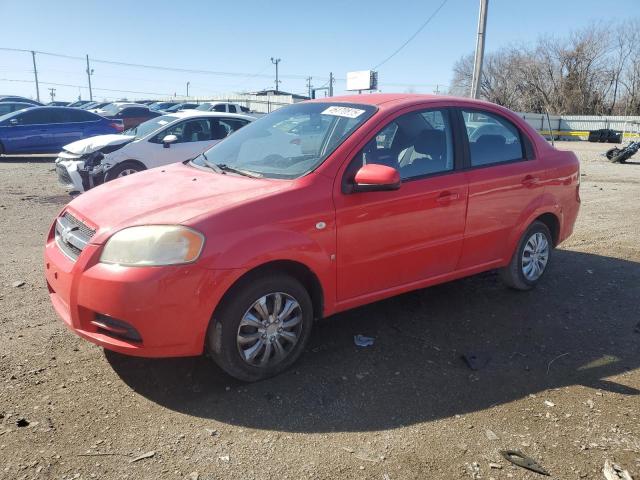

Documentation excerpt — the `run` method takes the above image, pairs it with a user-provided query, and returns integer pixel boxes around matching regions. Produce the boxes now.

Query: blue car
[0,107,123,154]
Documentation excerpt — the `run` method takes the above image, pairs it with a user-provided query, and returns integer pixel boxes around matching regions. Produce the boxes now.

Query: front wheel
[500,221,553,290]
[206,273,314,382]
[104,161,145,182]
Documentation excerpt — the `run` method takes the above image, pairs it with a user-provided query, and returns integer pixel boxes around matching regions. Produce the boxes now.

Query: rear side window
[220,118,249,133]
[461,110,524,166]
[64,109,98,122]
[212,104,226,112]
[228,105,237,113]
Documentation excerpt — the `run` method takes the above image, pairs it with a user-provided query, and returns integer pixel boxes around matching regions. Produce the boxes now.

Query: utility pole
[85,54,94,101]
[186,81,190,97]
[329,72,334,97]
[270,57,281,92]
[470,0,489,99]
[31,51,40,102]
[48,88,56,103]
[306,76,313,99]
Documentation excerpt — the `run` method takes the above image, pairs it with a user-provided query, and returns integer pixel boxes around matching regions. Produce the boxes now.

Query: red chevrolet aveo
[45,94,580,381]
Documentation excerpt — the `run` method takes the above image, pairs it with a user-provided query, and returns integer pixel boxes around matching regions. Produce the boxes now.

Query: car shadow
[106,249,640,433]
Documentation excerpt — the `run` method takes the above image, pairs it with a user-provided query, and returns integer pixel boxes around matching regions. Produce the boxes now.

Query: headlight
[100,225,205,266]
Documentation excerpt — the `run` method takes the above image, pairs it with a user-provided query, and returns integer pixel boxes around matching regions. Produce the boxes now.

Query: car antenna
[544,108,555,148]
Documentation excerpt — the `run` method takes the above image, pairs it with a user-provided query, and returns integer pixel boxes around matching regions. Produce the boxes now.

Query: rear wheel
[206,273,313,382]
[104,161,145,182]
[500,221,552,290]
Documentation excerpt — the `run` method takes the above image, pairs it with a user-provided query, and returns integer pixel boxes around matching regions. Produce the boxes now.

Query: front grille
[56,164,73,187]
[55,212,96,261]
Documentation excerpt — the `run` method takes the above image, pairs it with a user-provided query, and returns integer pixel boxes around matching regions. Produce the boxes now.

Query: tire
[606,148,620,161]
[104,161,145,182]
[500,221,553,291]
[611,152,629,164]
[206,273,314,382]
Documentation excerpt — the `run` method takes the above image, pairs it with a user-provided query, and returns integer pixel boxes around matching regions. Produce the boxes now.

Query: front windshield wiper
[216,163,263,178]
[196,152,223,174]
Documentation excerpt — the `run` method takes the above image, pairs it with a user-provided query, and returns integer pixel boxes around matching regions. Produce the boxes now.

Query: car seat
[400,129,448,177]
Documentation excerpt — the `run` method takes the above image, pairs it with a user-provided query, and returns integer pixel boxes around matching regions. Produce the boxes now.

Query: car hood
[63,135,135,155]
[66,162,290,243]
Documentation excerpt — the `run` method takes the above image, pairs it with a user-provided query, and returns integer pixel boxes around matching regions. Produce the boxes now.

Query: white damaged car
[55,110,254,192]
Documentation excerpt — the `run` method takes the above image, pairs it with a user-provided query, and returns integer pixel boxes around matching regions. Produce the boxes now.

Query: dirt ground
[0,141,639,480]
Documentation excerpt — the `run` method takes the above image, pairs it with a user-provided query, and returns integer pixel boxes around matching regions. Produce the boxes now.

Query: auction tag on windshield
[321,106,365,118]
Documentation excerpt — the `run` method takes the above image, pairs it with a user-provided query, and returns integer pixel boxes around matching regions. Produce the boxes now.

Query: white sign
[321,106,366,119]
[346,70,377,91]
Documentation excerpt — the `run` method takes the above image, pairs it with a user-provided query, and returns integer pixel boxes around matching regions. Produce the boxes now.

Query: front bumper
[44,221,239,357]
[55,159,106,193]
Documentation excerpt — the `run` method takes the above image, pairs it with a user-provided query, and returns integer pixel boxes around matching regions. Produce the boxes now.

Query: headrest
[414,129,446,157]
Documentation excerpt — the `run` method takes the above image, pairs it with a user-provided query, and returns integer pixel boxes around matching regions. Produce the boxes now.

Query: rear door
[456,108,545,269]
[334,107,468,301]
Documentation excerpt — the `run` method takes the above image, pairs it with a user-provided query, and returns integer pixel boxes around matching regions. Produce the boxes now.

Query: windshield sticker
[321,106,366,119]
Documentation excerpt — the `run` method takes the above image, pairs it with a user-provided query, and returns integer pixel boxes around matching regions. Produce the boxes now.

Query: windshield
[195,103,212,111]
[191,102,376,179]
[99,104,122,115]
[0,109,21,124]
[123,115,178,138]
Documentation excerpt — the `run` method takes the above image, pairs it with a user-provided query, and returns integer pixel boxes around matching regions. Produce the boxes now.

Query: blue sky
[1,0,637,102]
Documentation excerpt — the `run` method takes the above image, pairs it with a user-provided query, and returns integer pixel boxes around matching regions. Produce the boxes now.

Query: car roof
[170,110,255,120]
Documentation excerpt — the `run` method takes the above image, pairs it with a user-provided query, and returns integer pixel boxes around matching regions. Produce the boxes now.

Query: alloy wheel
[236,292,303,367]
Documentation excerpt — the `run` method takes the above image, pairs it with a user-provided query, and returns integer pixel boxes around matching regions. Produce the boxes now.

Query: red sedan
[44,94,580,381]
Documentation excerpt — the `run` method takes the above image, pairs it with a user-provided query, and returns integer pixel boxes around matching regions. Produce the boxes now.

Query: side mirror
[352,164,401,193]
[162,134,178,148]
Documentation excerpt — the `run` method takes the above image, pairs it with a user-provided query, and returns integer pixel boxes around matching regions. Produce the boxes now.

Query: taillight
[110,122,124,132]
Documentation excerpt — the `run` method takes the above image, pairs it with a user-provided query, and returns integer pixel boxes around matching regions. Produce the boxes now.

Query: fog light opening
[91,314,142,343]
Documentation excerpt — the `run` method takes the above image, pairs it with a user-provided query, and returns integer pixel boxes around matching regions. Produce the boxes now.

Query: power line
[0,48,320,81]
[0,77,170,96]
[372,0,449,70]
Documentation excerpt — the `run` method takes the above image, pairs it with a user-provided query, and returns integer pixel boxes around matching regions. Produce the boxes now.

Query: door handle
[436,191,460,205]
[521,175,539,187]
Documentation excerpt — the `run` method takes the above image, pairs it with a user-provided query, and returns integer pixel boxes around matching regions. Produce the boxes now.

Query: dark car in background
[0,102,35,115]
[0,96,43,106]
[67,100,94,108]
[149,101,179,111]
[48,101,71,106]
[99,104,161,129]
[0,107,123,154]
[588,128,622,143]
[163,102,198,112]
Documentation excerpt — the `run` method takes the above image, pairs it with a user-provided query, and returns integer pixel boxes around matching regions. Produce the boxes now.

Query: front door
[334,108,468,301]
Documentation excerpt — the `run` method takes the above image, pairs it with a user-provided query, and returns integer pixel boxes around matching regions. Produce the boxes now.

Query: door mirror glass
[162,134,178,148]
[353,164,401,192]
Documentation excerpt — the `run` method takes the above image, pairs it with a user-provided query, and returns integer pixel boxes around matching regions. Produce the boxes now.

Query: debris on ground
[186,472,199,480]
[354,335,375,347]
[461,352,491,371]
[544,400,555,407]
[485,429,499,441]
[205,428,218,437]
[129,451,155,463]
[603,459,633,480]
[489,462,502,469]
[11,281,25,288]
[500,450,550,476]
[218,455,230,462]
[15,418,29,427]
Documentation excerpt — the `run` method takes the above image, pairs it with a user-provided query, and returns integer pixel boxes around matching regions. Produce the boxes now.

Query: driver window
[345,109,454,183]
[153,119,212,143]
